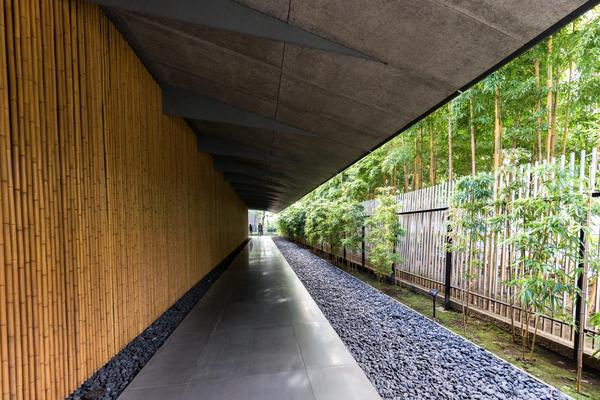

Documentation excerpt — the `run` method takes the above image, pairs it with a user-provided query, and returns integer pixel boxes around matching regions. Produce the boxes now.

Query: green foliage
[276,202,306,239]
[449,172,494,331]
[304,199,329,246]
[486,150,598,360]
[339,202,366,252]
[278,182,365,257]
[450,172,494,258]
[592,312,600,357]
[367,188,405,280]
[503,162,587,324]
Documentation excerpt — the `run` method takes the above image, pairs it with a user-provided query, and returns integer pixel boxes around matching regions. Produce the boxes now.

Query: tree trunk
[493,85,502,170]
[448,103,453,182]
[413,137,419,190]
[561,60,573,156]
[469,97,476,175]
[511,116,519,150]
[419,126,423,188]
[464,239,473,335]
[403,164,409,192]
[545,36,553,161]
[534,59,542,162]
[530,315,539,358]
[550,64,560,157]
[429,117,436,185]
[414,128,423,189]
[523,308,531,361]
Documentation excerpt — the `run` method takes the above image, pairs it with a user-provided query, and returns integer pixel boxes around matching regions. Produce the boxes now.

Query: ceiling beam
[237,189,281,198]
[224,173,290,189]
[163,85,316,137]
[194,131,294,164]
[231,183,286,195]
[212,156,296,182]
[238,192,281,203]
[89,0,377,61]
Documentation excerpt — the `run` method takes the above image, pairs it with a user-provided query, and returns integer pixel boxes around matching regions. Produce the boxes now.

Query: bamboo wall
[0,1,248,399]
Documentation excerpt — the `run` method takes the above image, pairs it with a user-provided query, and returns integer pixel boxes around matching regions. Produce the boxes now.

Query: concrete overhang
[90,0,596,211]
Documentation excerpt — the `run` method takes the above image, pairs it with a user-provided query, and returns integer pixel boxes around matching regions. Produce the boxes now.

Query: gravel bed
[67,240,248,400]
[273,237,569,400]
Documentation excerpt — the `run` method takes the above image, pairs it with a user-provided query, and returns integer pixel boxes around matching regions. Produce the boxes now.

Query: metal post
[573,226,586,363]
[444,216,453,310]
[390,235,397,284]
[361,225,366,269]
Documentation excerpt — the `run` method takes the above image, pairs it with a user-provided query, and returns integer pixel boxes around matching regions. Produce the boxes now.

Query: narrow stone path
[118,237,380,400]
[273,237,569,400]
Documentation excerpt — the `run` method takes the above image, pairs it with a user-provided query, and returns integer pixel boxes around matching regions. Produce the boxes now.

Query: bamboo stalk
[0,2,13,398]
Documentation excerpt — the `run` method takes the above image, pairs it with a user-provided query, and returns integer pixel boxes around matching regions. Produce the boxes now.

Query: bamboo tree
[561,59,573,156]
[551,62,560,155]
[367,187,404,280]
[494,85,503,170]
[448,103,453,181]
[403,164,410,192]
[489,150,529,343]
[469,96,477,175]
[402,133,410,192]
[546,36,554,161]
[500,159,589,361]
[414,125,423,189]
[560,23,576,156]
[429,116,436,184]
[535,59,543,162]
[450,173,494,333]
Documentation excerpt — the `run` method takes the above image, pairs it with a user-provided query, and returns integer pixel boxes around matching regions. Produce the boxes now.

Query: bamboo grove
[0,1,248,399]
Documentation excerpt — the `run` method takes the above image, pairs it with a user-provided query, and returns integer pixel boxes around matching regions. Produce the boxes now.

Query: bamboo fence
[0,1,248,399]
[329,152,600,356]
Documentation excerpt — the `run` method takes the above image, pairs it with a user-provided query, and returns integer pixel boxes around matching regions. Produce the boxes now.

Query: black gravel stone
[273,237,569,400]
[67,239,249,400]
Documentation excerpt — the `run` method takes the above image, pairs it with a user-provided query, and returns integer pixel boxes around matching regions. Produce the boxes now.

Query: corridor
[117,237,381,400]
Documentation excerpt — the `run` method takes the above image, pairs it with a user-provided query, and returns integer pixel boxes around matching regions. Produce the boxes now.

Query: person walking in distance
[249,223,253,235]
[258,223,263,236]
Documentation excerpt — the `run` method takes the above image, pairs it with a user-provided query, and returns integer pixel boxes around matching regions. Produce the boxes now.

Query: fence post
[573,226,586,363]
[444,216,453,310]
[390,235,397,284]
[343,245,347,265]
[361,225,366,269]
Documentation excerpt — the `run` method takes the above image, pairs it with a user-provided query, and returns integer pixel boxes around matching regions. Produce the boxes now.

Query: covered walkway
[1,2,594,399]
[118,237,380,400]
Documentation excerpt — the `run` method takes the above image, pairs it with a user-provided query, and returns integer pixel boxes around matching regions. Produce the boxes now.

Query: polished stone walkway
[118,237,381,400]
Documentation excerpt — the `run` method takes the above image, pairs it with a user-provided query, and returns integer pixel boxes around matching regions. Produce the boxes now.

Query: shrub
[367,188,404,280]
[450,172,494,332]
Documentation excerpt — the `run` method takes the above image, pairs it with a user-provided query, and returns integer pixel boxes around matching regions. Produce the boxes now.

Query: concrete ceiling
[92,0,595,211]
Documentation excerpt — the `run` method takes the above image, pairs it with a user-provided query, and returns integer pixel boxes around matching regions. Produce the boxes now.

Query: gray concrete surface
[117,237,380,400]
[92,0,590,210]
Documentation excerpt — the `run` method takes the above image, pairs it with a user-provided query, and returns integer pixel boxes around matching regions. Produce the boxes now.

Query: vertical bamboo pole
[0,1,13,398]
